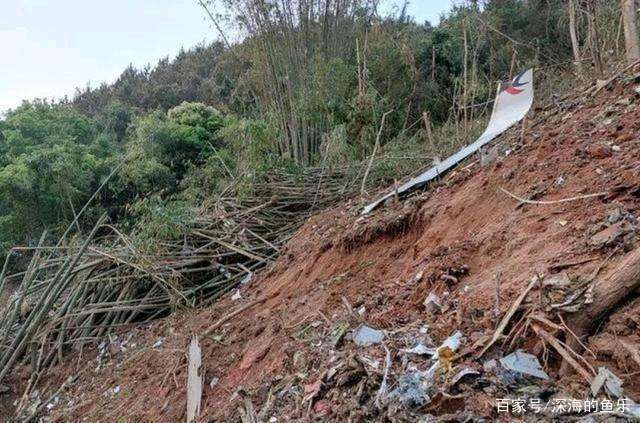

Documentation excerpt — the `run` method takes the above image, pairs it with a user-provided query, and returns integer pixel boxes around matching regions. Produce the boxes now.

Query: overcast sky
[0,0,454,114]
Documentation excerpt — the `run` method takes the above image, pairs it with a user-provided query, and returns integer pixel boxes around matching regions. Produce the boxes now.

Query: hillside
[26,75,640,421]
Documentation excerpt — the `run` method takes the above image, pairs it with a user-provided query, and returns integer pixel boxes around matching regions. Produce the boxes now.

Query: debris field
[7,78,640,421]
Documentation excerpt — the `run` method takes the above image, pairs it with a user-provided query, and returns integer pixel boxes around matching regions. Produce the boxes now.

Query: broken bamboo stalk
[478,277,537,357]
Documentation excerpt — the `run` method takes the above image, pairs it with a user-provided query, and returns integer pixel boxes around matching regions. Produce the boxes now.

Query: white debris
[152,337,165,349]
[434,331,463,360]
[187,337,203,423]
[591,366,623,398]
[450,367,480,386]
[499,350,549,380]
[401,343,436,356]
[352,325,384,346]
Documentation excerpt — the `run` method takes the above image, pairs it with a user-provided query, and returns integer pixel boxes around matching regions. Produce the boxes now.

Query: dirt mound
[9,81,640,421]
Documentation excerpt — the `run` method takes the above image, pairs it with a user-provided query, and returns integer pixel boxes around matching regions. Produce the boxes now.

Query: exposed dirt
[6,81,640,422]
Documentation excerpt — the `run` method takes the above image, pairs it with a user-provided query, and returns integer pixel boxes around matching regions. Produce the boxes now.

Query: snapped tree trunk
[560,247,640,375]
[621,0,640,65]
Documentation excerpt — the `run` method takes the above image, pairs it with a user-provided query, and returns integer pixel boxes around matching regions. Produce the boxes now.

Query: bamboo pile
[0,166,355,383]
[0,155,426,385]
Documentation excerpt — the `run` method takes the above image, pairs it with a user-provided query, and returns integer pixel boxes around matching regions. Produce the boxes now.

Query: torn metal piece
[434,331,463,360]
[351,325,384,346]
[499,350,549,380]
[388,371,433,407]
[591,366,623,398]
[401,343,436,356]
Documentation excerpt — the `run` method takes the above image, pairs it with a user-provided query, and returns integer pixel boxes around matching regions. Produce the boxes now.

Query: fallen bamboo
[0,165,386,388]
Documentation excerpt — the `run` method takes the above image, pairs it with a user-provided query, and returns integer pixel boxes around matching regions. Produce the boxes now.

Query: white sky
[0,0,453,114]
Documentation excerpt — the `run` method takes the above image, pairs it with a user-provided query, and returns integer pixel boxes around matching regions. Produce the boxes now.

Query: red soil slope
[32,81,640,421]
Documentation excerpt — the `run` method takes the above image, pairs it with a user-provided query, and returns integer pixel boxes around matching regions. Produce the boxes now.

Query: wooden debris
[478,277,537,357]
[532,325,594,383]
[0,166,378,385]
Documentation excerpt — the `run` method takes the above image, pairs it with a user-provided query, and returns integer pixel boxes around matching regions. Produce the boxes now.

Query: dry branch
[499,188,608,205]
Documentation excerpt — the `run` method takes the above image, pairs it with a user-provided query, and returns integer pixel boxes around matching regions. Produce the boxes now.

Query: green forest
[0,0,629,254]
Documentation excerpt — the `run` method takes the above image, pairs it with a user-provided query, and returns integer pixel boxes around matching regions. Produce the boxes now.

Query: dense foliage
[0,0,628,251]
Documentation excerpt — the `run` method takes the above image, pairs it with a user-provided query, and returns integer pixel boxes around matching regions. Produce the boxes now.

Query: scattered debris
[389,371,433,407]
[401,343,436,357]
[351,325,384,346]
[499,350,549,380]
[27,73,640,422]
[187,337,203,423]
[423,292,442,314]
[590,366,623,398]
[231,290,242,301]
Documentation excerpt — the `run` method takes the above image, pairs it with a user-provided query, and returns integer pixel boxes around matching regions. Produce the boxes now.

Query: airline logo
[504,71,529,95]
